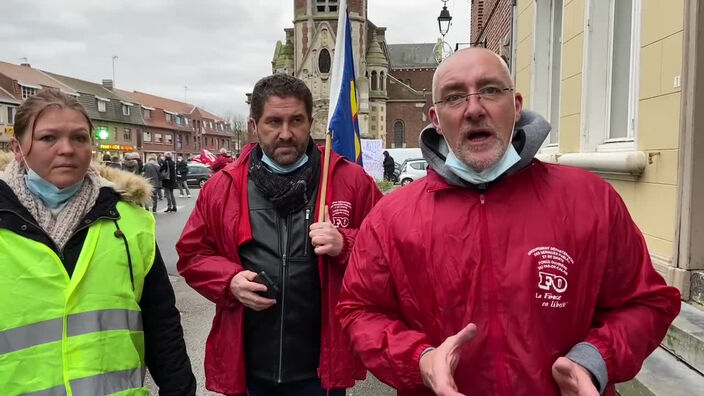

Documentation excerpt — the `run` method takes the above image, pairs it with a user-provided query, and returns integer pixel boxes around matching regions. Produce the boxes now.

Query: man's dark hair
[250,74,313,122]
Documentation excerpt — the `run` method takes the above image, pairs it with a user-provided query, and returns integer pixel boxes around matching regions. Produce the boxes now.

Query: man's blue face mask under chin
[444,142,521,185]
[443,113,520,185]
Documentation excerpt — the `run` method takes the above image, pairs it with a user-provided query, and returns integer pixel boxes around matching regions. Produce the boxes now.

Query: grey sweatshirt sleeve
[566,342,608,394]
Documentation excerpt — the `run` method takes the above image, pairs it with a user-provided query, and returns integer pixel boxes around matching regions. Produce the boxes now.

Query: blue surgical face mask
[17,144,83,209]
[261,151,309,174]
[25,167,83,209]
[444,101,521,184]
[445,143,520,185]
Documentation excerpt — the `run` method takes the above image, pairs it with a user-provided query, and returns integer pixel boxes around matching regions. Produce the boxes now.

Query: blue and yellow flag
[327,2,362,165]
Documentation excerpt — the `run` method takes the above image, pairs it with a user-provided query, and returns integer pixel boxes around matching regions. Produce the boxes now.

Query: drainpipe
[511,0,518,82]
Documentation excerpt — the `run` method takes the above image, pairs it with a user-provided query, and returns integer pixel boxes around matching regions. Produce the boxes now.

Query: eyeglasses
[434,87,514,107]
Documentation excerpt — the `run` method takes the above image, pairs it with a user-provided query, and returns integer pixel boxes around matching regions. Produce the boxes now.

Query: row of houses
[0,60,240,160]
[471,0,704,392]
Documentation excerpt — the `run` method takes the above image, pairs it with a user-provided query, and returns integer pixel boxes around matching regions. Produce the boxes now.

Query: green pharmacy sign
[95,127,110,140]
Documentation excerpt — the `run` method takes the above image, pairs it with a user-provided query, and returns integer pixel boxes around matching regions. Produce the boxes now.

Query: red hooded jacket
[337,161,681,396]
[177,143,382,395]
[212,154,234,172]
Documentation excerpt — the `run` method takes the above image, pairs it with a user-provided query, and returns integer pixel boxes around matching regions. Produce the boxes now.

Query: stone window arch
[380,71,386,91]
[393,120,404,148]
[371,71,378,90]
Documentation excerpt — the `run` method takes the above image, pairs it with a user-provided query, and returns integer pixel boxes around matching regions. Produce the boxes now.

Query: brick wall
[294,0,306,16]
[348,0,364,15]
[471,0,512,61]
[389,68,434,92]
[386,101,431,149]
[0,75,18,99]
[471,0,484,41]
[174,131,196,156]
[142,127,174,155]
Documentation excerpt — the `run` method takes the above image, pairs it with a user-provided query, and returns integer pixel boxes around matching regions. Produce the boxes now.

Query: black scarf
[249,140,320,215]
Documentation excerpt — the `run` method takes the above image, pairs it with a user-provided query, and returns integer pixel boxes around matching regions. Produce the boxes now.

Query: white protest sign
[360,139,384,181]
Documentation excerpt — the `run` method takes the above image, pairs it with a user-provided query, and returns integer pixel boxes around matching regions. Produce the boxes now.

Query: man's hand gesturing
[419,323,477,396]
[552,357,600,396]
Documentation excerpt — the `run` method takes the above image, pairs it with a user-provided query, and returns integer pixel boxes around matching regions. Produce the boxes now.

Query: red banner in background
[191,149,216,166]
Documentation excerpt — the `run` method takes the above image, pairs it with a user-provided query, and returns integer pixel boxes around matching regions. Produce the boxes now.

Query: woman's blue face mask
[17,141,83,209]
[24,166,83,209]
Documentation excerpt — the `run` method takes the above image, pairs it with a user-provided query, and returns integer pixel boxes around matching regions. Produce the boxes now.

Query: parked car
[387,148,422,183]
[386,148,422,168]
[398,159,428,186]
[186,163,212,188]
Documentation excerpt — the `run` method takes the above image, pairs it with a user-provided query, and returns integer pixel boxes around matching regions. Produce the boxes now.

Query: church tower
[272,0,388,140]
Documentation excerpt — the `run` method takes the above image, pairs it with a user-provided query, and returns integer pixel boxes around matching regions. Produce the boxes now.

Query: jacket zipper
[277,215,291,383]
[58,216,113,261]
[304,208,311,256]
[478,193,511,393]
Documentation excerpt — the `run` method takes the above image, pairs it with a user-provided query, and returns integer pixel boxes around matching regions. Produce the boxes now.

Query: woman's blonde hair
[14,88,94,154]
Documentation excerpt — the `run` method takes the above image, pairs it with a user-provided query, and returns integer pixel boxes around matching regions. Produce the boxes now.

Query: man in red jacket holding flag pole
[176,2,381,394]
[319,0,364,220]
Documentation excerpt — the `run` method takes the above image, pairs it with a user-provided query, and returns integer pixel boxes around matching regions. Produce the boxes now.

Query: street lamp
[437,0,452,37]
[434,0,453,64]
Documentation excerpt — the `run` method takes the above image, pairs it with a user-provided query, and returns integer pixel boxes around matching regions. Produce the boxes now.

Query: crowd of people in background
[98,149,235,213]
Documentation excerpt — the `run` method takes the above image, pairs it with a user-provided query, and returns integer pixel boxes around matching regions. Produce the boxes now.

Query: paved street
[147,187,394,395]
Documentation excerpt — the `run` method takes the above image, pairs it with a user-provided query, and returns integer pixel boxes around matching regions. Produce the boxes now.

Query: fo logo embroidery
[529,246,573,308]
[330,201,352,228]
[538,272,568,293]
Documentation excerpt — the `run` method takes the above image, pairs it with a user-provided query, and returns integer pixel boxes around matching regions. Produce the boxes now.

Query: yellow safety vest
[0,201,155,395]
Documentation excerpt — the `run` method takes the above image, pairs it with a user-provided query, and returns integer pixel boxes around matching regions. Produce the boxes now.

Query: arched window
[318,49,331,74]
[371,71,378,91]
[381,71,386,91]
[393,121,404,148]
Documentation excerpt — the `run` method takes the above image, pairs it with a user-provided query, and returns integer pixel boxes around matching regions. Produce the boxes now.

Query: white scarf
[1,160,101,251]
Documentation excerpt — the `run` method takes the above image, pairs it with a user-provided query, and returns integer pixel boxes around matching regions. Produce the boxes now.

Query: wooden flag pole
[318,130,333,222]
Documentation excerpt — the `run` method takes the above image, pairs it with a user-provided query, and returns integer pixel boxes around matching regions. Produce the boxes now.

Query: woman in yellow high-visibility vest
[0,88,196,395]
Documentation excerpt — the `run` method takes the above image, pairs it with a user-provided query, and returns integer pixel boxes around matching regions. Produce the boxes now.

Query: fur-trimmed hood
[0,151,153,206]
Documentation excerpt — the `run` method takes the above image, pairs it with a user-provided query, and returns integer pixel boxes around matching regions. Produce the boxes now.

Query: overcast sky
[2,0,469,118]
